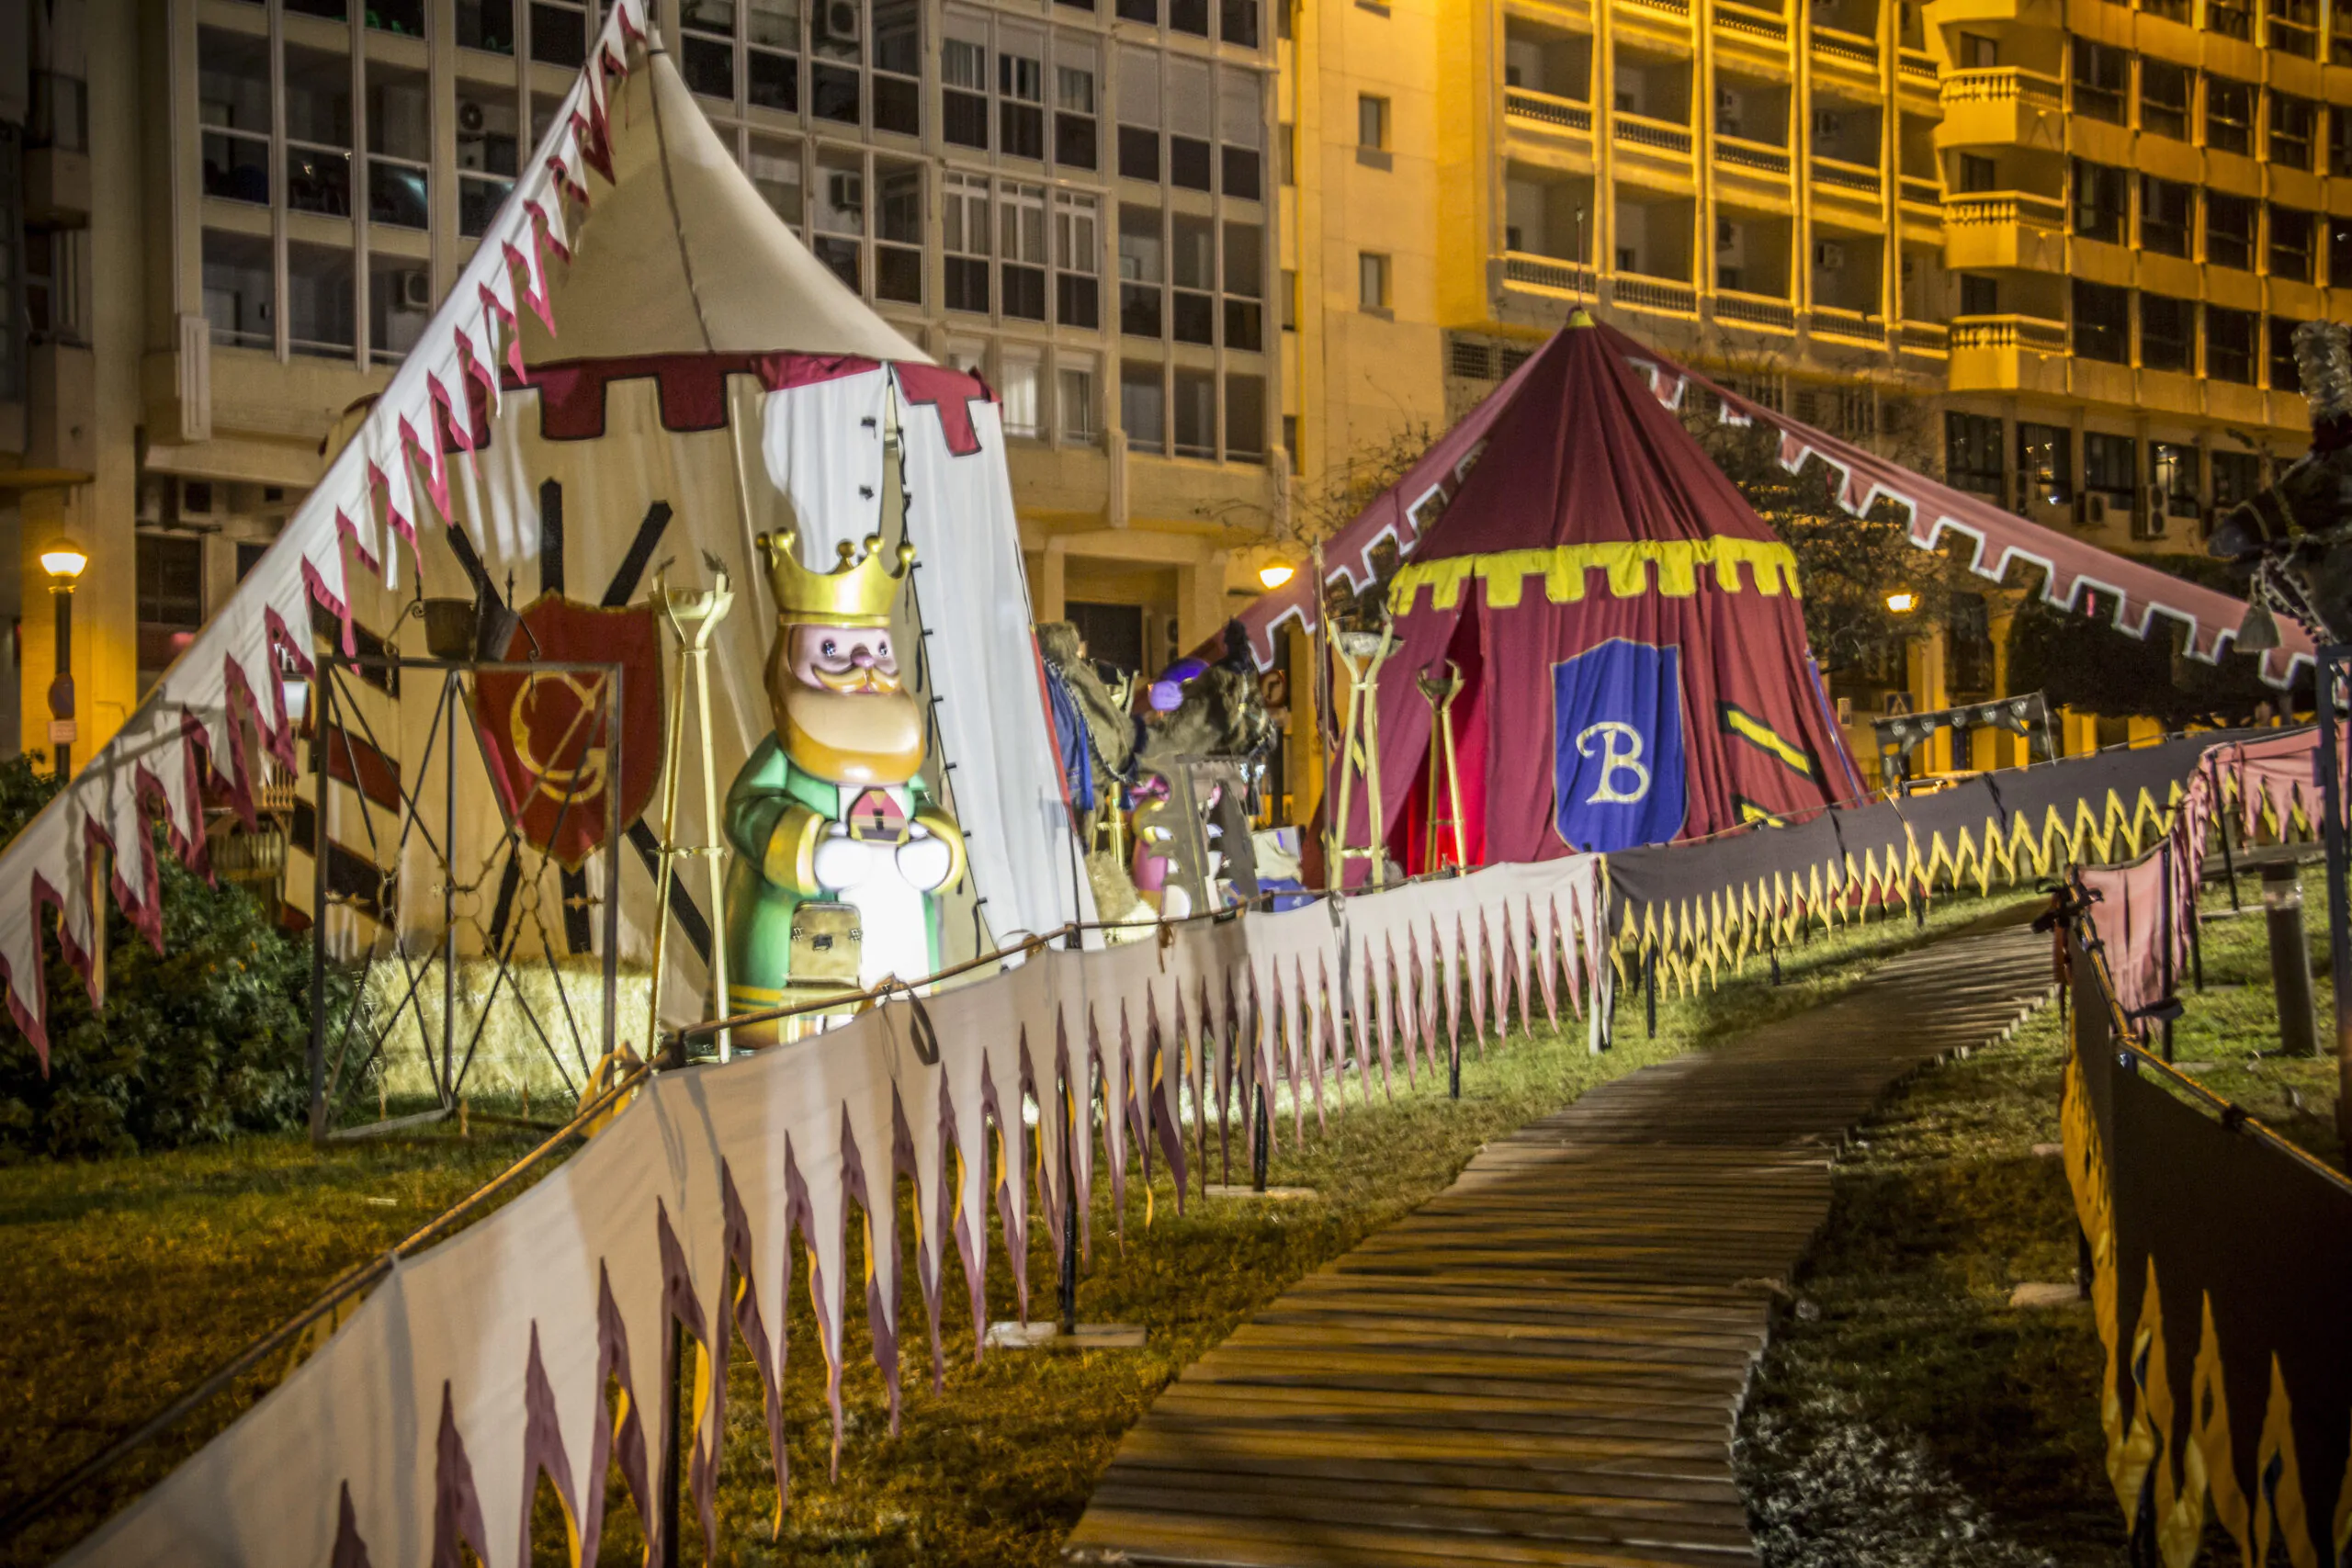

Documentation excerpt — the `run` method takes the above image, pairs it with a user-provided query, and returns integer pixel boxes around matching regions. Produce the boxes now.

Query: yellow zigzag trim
[1389,538,1804,615]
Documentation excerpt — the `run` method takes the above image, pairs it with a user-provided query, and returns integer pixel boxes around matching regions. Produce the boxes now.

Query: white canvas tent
[0,11,1091,1066]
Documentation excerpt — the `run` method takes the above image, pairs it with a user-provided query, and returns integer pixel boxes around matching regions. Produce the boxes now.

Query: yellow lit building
[1277,0,2346,773]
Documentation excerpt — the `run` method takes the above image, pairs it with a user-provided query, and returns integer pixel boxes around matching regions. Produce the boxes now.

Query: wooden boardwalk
[1064,918,2055,1567]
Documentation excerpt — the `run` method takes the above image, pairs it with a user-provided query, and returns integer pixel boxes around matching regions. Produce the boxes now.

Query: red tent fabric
[1338,315,1860,878]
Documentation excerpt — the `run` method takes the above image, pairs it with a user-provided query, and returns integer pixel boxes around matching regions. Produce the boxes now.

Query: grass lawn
[1735,867,2345,1568]
[2,891,2021,1567]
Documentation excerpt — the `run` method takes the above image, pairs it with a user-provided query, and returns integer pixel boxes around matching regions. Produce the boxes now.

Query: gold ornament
[755,527,914,628]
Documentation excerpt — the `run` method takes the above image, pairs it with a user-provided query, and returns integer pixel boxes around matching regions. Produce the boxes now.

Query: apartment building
[0,0,1284,767]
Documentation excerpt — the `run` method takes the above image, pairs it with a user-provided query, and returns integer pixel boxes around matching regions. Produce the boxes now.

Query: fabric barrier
[60,856,1603,1566]
[2062,922,2352,1568]
[1606,731,2318,991]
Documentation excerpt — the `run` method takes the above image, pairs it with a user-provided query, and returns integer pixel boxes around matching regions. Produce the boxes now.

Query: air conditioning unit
[2076,492,2109,527]
[822,0,861,41]
[828,170,865,212]
[1813,109,1845,139]
[1815,241,1848,271]
[395,270,432,310]
[1717,89,1737,115]
[180,479,215,517]
[2130,500,2165,541]
[1716,218,1736,249]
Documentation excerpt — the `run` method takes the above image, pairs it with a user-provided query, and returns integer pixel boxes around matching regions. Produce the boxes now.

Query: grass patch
[6,890,2025,1566]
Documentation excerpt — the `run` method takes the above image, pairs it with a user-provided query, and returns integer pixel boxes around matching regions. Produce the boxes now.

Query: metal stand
[1418,659,1467,872]
[303,652,625,1140]
[647,570,736,1064]
[1327,628,1396,890]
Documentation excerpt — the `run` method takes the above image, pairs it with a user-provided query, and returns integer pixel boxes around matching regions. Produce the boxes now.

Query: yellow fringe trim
[1389,538,1804,615]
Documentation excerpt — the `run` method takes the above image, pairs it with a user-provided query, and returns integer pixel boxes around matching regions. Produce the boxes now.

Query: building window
[1059,355,1098,441]
[457,0,515,52]
[1359,251,1391,311]
[2084,433,2137,506]
[2270,92,2315,169]
[749,0,801,112]
[198,29,272,204]
[2139,60,2188,139]
[530,0,590,68]
[1118,47,1160,181]
[1056,56,1099,169]
[137,535,207,676]
[871,1,919,135]
[457,86,519,238]
[1170,0,1209,35]
[1949,593,1993,694]
[201,229,275,350]
[1358,94,1391,151]
[1220,67,1263,199]
[2018,423,2072,506]
[812,156,864,291]
[1000,346,1043,437]
[1168,56,1214,191]
[2332,106,2352,176]
[2140,177,2192,257]
[368,256,429,366]
[944,172,990,314]
[2267,0,2317,53]
[2268,317,2302,389]
[2206,76,2252,154]
[1227,373,1266,461]
[1054,191,1101,328]
[1118,0,1155,21]
[2332,217,2352,288]
[1119,204,1163,336]
[1219,0,1259,47]
[1172,367,1216,458]
[2208,306,2256,382]
[288,242,356,359]
[2208,194,2255,269]
[2070,39,2125,123]
[2207,0,2251,35]
[1121,360,1165,453]
[2151,443,2200,519]
[2270,206,2314,282]
[1959,273,1998,315]
[875,164,922,303]
[999,182,1047,320]
[2071,159,2127,243]
[2212,450,2262,510]
[681,0,739,97]
[746,136,803,228]
[284,46,355,218]
[1945,412,2003,497]
[1170,215,1216,345]
[2141,294,2194,372]
[1224,222,1263,351]
[943,36,989,149]
[1279,121,1295,185]
[1957,152,1997,193]
[2073,280,2129,362]
[1281,266,1298,331]
[365,65,431,231]
[999,46,1046,160]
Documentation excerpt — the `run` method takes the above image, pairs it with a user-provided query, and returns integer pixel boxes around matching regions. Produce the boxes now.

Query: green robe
[722,734,943,1014]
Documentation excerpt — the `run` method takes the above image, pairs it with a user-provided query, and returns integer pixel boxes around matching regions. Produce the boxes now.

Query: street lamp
[1884,590,1918,615]
[43,536,86,776]
[1257,561,1297,590]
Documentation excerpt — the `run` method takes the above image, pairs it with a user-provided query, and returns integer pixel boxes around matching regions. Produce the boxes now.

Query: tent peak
[1566,308,1597,329]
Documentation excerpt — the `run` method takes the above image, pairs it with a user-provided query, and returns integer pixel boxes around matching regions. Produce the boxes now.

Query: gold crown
[755,528,914,628]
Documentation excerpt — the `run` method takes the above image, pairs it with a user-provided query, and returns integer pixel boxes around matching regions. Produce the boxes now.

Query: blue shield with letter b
[1553,639,1686,852]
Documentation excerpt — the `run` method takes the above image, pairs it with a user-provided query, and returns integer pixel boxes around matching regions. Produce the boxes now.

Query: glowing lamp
[1884,591,1917,615]
[41,542,88,583]
[1257,561,1297,590]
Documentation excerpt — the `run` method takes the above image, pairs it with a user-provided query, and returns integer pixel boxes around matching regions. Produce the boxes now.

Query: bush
[0,759,319,1159]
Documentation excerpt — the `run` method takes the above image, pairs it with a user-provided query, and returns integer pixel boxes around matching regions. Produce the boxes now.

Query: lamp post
[40,539,88,776]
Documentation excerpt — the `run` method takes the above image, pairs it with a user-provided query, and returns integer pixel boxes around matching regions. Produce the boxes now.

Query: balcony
[1810,24,1880,76]
[1503,251,1599,297]
[1810,155,1883,197]
[1611,273,1700,315]
[1713,288,1799,332]
[1504,86,1594,138]
[1946,312,2069,393]
[1613,112,1695,156]
[1935,67,2064,150]
[1898,175,1941,207]
[1897,49,1939,88]
[1898,321,1951,357]
[1714,134,1792,175]
[1940,189,2064,270]
[1810,304,1886,344]
[1714,0,1789,37]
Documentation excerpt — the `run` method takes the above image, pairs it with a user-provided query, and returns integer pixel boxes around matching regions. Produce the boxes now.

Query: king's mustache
[808,664,901,694]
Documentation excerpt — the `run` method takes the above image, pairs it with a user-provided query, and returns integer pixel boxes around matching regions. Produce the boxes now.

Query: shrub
[0,759,319,1159]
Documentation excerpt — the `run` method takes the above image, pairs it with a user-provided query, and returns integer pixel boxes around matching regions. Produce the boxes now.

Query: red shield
[473,596,665,869]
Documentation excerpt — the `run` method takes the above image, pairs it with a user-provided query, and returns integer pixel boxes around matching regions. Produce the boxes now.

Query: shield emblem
[473,596,665,869]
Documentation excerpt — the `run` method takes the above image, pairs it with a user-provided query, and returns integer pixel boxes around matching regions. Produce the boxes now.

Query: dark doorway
[1066,600,1146,675]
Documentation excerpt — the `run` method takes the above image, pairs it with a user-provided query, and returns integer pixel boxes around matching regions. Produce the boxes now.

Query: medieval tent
[1334,314,1860,877]
[0,12,1090,1074]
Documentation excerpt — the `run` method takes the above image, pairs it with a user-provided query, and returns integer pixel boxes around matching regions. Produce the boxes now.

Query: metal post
[308,664,334,1142]
[1645,943,1658,1039]
[51,585,72,777]
[689,645,730,1061]
[1058,1070,1080,1337]
[1251,1077,1270,1190]
[2158,842,2176,1063]
[602,671,623,1074]
[2319,647,2352,1150]
[442,672,459,1105]
[2263,861,2319,1058]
